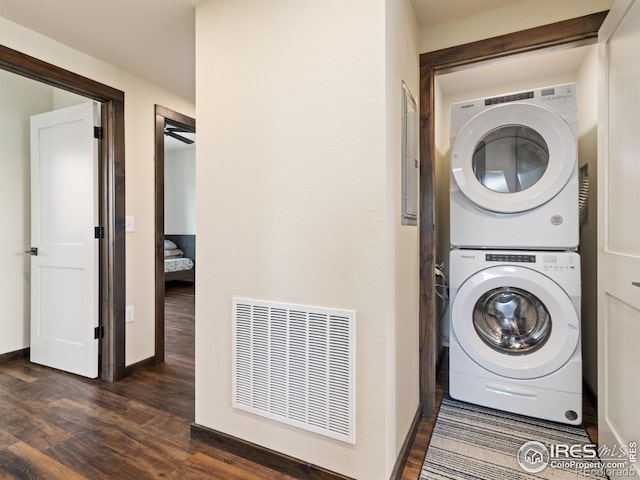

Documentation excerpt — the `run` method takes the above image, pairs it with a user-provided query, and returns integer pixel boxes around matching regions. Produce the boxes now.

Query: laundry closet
[433,43,599,402]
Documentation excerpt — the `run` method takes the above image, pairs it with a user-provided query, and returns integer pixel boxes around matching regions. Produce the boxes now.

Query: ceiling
[410,0,522,27]
[0,0,523,101]
[0,0,205,100]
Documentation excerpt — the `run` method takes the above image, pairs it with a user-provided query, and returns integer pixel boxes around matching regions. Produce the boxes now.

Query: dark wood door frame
[154,105,196,363]
[418,11,608,418]
[0,44,126,382]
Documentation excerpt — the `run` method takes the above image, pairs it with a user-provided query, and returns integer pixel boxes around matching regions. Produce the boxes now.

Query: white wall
[165,146,196,235]
[52,89,88,110]
[0,16,195,365]
[418,0,613,54]
[0,70,52,355]
[385,0,420,465]
[195,1,419,478]
[577,47,599,395]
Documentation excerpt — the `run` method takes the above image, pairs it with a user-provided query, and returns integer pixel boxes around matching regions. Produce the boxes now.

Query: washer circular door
[451,103,576,213]
[451,265,579,379]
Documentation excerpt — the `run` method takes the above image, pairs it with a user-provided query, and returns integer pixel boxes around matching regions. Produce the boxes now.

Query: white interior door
[598,0,640,473]
[29,101,99,379]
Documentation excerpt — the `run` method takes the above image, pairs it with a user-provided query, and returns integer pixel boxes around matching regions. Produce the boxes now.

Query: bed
[164,234,195,283]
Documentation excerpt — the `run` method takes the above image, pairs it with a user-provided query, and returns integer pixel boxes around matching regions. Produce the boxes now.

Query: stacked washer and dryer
[448,83,583,425]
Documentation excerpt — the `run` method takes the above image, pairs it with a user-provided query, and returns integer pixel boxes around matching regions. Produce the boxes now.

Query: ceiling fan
[164,126,194,144]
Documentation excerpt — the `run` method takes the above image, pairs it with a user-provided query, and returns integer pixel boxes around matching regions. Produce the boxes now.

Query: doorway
[154,105,196,363]
[417,11,608,418]
[0,44,126,382]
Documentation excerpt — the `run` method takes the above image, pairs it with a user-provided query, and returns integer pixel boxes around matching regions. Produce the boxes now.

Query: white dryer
[450,83,578,250]
[449,249,582,425]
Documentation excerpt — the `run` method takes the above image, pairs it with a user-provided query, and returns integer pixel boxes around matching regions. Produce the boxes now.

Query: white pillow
[164,239,177,250]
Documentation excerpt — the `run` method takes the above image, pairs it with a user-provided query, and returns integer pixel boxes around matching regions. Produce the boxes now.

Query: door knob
[633,282,640,288]
[24,247,38,256]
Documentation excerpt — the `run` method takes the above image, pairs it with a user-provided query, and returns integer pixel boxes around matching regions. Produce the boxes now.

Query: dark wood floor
[0,286,598,479]
[0,282,296,480]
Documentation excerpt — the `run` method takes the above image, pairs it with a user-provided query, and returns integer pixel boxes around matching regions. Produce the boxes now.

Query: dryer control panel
[450,82,577,134]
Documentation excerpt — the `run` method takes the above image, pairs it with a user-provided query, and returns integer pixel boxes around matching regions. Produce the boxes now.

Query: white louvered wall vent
[232,298,355,444]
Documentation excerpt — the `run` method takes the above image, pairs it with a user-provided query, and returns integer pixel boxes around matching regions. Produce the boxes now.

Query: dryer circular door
[451,265,579,380]
[451,103,576,213]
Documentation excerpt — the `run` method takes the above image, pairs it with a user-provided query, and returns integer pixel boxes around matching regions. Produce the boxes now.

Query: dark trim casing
[417,11,608,418]
[154,105,196,364]
[389,404,423,480]
[0,44,126,382]
[123,355,157,377]
[584,379,598,410]
[190,423,355,480]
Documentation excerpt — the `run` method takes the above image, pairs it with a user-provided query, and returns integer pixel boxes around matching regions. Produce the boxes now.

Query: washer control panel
[540,254,578,271]
[484,253,577,271]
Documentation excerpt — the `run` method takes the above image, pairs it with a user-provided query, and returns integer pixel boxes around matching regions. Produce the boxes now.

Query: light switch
[125,216,135,232]
[126,305,135,323]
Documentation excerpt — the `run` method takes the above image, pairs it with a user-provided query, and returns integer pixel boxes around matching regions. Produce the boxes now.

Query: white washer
[449,249,582,425]
[450,83,578,250]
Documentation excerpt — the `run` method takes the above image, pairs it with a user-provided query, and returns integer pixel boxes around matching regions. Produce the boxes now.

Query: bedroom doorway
[154,105,196,363]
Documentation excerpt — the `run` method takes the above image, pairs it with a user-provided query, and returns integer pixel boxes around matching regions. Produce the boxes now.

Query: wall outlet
[126,305,135,323]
